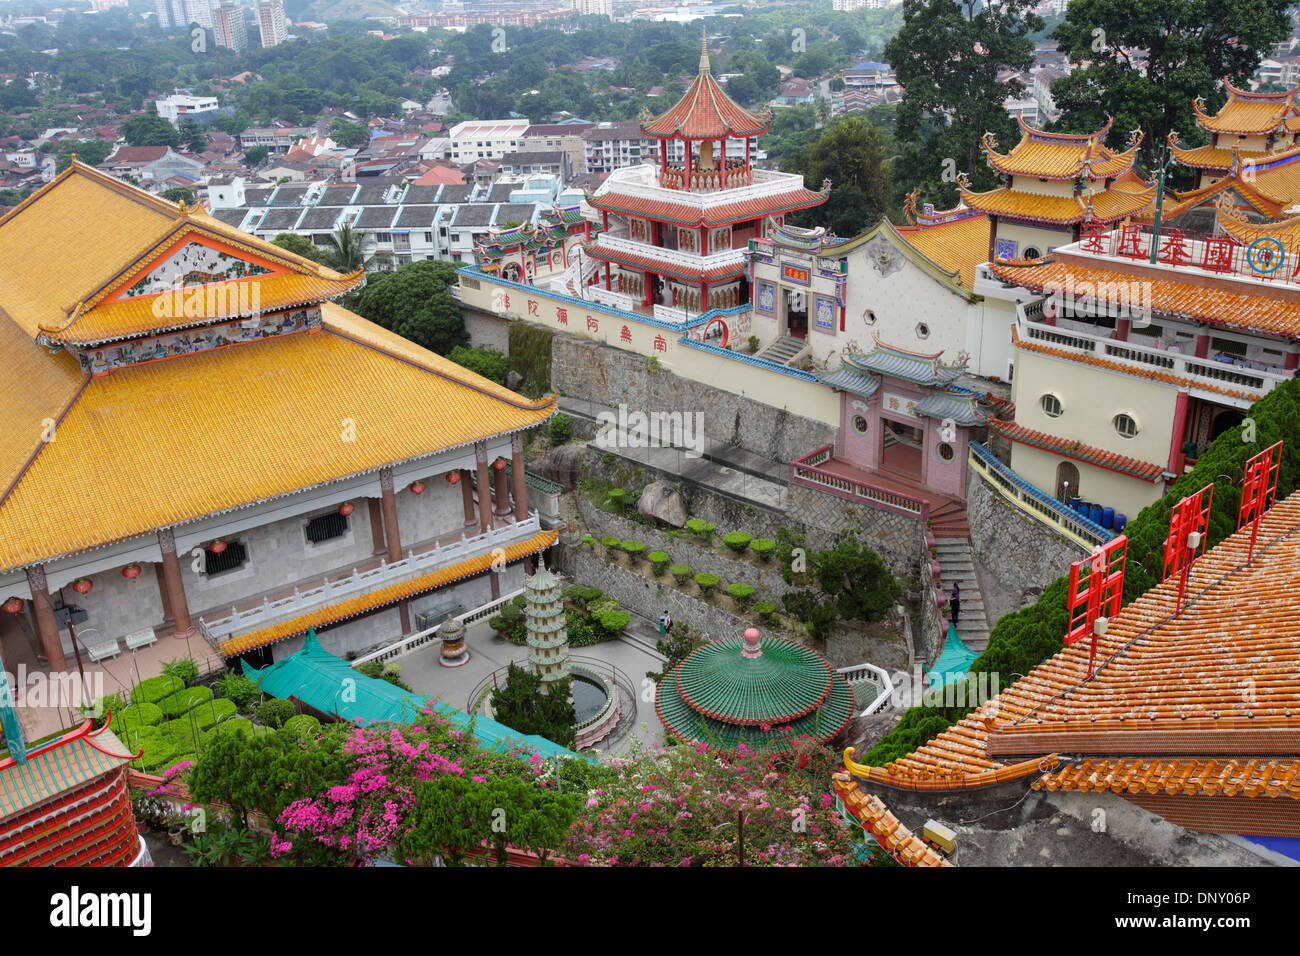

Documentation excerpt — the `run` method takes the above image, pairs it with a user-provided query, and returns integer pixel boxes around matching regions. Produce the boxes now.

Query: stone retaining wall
[966,464,1089,626]
[552,335,835,463]
[786,483,926,579]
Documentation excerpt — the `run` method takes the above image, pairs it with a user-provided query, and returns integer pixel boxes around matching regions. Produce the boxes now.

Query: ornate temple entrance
[783,287,808,339]
[880,418,924,480]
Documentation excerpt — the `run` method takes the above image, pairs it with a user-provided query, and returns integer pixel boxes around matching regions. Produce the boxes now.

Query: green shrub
[161,656,200,686]
[255,698,296,729]
[748,334,760,351]
[79,691,128,721]
[607,488,626,510]
[110,702,162,736]
[596,609,631,637]
[588,597,619,617]
[722,531,752,554]
[648,551,670,574]
[580,534,596,547]
[283,714,322,740]
[601,536,621,549]
[548,412,573,445]
[782,590,838,641]
[670,563,691,584]
[160,685,214,718]
[754,601,776,623]
[694,572,719,596]
[685,518,715,542]
[449,344,509,385]
[137,738,179,773]
[751,538,775,561]
[727,583,756,606]
[130,675,182,705]
[156,718,201,753]
[201,717,253,747]
[190,698,238,731]
[215,671,261,712]
[620,539,646,562]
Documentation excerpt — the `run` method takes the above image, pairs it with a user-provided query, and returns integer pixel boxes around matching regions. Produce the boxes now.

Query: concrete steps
[758,335,805,366]
[933,537,990,652]
[929,499,970,538]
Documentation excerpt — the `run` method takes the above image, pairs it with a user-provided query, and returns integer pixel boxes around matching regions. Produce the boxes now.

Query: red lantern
[338,502,356,517]
[2,596,23,615]
[409,481,427,495]
[492,459,507,472]
[122,564,142,579]
[446,472,461,485]
[209,539,228,555]
[72,577,93,595]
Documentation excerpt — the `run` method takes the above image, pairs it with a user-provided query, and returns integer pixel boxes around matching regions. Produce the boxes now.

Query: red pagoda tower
[585,33,829,315]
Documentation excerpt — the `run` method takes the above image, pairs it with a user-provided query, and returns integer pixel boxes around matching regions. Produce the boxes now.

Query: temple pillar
[379,467,402,563]
[644,272,653,307]
[398,601,412,636]
[512,433,528,522]
[1168,389,1190,475]
[493,459,511,517]
[475,442,492,534]
[367,498,387,555]
[157,528,194,639]
[701,228,709,256]
[489,570,501,600]
[154,561,174,628]
[987,216,998,263]
[1194,327,1211,359]
[685,142,692,192]
[719,138,726,189]
[460,469,477,526]
[605,262,611,291]
[1285,346,1299,370]
[1115,317,1131,341]
[25,565,66,670]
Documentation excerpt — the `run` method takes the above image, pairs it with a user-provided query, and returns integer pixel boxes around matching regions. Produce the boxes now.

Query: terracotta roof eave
[989,417,1165,482]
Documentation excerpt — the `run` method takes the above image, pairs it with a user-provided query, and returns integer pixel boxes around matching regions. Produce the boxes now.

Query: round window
[1024,246,1042,260]
[865,310,877,325]
[852,415,869,435]
[1114,413,1138,438]
[1040,393,1063,418]
[916,322,930,339]
[935,442,955,463]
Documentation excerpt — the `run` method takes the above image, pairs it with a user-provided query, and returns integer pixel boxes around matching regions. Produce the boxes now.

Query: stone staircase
[933,537,990,652]
[757,335,806,366]
[928,498,970,538]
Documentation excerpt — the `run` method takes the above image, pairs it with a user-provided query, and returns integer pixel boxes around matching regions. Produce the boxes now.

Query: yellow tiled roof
[1194,84,1298,135]
[1169,142,1270,171]
[894,213,990,290]
[960,183,1155,224]
[0,161,360,346]
[983,116,1140,180]
[0,301,556,571]
[218,527,559,656]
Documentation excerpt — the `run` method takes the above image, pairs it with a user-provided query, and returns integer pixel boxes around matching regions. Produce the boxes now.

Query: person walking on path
[659,611,673,636]
[950,583,961,628]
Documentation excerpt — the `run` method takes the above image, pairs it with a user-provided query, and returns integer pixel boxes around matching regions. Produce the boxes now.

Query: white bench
[124,627,157,651]
[86,638,121,663]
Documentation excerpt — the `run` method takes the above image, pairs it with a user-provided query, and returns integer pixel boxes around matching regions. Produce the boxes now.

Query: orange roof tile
[0,302,557,571]
[983,116,1141,181]
[641,37,770,140]
[842,490,1300,798]
[993,257,1300,343]
[989,418,1165,481]
[894,211,991,290]
[960,182,1155,225]
[218,528,558,656]
[830,773,953,867]
[1193,81,1299,136]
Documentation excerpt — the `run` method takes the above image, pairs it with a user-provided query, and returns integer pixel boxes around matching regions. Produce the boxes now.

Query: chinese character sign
[1162,483,1213,612]
[1238,439,1283,562]
[1066,535,1127,678]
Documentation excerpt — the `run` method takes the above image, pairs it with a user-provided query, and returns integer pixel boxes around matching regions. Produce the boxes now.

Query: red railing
[789,444,930,522]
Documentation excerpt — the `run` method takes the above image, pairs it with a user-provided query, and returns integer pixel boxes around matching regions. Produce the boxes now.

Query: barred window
[306,513,348,544]
[205,541,248,576]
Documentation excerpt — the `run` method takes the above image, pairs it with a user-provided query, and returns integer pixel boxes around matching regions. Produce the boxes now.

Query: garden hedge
[727,583,756,606]
[137,738,178,773]
[130,675,182,705]
[110,702,162,736]
[723,532,753,554]
[864,376,1300,766]
[620,540,646,561]
[694,573,719,595]
[648,551,670,574]
[751,539,776,561]
[159,685,214,718]
[190,698,238,731]
[670,563,691,584]
[754,601,776,622]
[283,714,322,739]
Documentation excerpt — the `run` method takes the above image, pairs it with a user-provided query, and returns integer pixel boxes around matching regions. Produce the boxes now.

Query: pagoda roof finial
[700,25,709,73]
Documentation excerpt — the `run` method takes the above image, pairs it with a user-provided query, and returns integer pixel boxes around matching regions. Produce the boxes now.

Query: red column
[1168,389,1190,475]
[719,138,726,189]
[661,140,668,182]
[475,442,492,534]
[25,565,66,670]
[459,469,477,526]
[604,263,611,291]
[493,459,511,516]
[154,561,174,628]
[367,498,387,556]
[1195,327,1211,359]
[685,141,692,192]
[643,272,653,307]
[1285,348,1298,370]
[512,433,528,522]
[702,281,709,312]
[379,467,402,563]
[701,228,709,256]
[1115,318,1131,341]
[157,528,194,640]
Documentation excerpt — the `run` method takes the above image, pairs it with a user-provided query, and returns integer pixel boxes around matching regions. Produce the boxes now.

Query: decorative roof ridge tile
[988,417,1165,481]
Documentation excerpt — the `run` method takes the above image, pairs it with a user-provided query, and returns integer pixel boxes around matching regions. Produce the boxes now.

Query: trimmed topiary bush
[685,518,715,542]
[161,656,200,686]
[755,601,777,623]
[723,532,753,554]
[202,717,253,746]
[159,685,214,718]
[607,488,626,510]
[596,609,631,637]
[727,583,756,606]
[549,412,572,446]
[648,551,670,574]
[601,536,621,550]
[670,563,692,585]
[580,534,596,548]
[137,738,179,773]
[751,538,776,561]
[130,675,182,705]
[694,572,719,597]
[255,698,296,729]
[110,702,162,736]
[283,713,322,740]
[190,698,237,731]
[620,539,646,563]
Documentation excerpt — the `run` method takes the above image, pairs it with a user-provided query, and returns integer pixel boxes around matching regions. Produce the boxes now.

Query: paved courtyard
[391,615,668,757]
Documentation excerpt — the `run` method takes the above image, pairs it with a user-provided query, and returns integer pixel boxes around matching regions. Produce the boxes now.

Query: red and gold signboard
[1162,483,1213,612]
[781,264,811,286]
[1065,535,1127,679]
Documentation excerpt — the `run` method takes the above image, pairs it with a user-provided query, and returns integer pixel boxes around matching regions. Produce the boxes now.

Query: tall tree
[886,0,1043,204]
[787,115,891,237]
[347,259,469,356]
[121,111,181,149]
[1050,0,1294,163]
[320,223,383,273]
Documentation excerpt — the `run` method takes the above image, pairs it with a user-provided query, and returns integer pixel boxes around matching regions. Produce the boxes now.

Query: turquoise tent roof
[242,629,580,762]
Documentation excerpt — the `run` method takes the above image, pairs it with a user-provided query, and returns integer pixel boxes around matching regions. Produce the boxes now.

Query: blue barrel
[1102,507,1115,530]
[1069,496,1081,512]
[1114,513,1127,533]
[1089,504,1103,525]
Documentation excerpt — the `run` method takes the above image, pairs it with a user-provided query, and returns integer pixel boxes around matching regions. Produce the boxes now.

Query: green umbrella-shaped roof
[674,635,834,725]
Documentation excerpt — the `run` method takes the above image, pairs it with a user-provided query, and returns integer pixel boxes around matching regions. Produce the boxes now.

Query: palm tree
[321,223,389,273]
